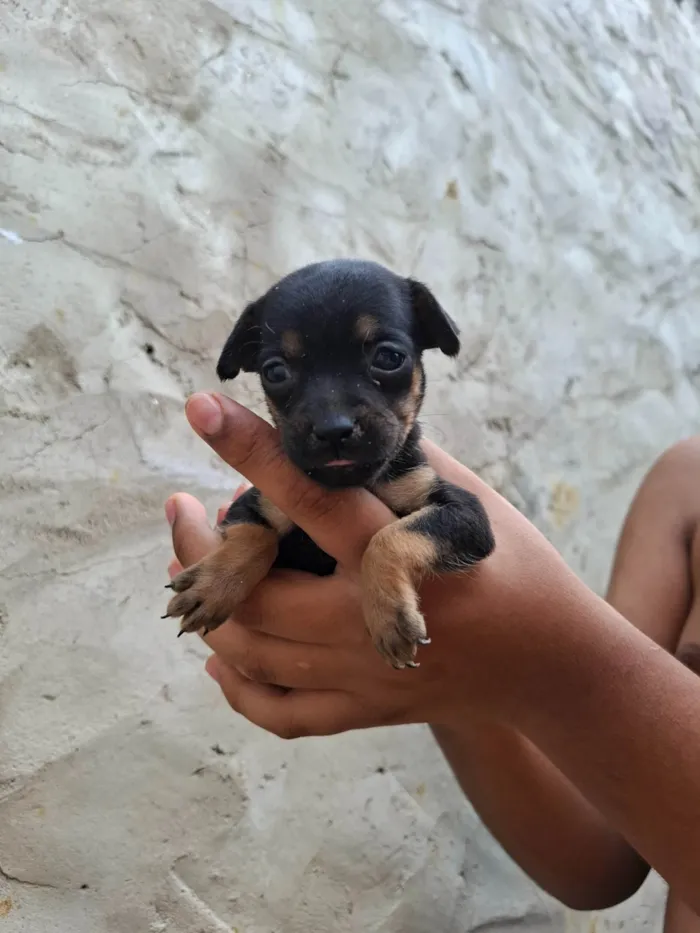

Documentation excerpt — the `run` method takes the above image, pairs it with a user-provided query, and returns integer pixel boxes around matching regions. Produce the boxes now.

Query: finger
[236,572,366,645]
[204,623,356,689]
[216,501,233,527]
[168,558,184,578]
[166,492,220,568]
[185,393,394,568]
[205,655,373,738]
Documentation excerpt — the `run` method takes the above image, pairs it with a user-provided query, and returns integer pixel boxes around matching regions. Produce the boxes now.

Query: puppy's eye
[262,358,292,385]
[371,346,406,372]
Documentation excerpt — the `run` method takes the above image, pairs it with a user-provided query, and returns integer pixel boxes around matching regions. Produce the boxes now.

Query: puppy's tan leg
[361,508,437,669]
[165,523,278,635]
[362,479,494,668]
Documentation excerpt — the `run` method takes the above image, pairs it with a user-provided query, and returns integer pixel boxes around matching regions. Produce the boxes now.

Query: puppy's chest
[274,525,338,576]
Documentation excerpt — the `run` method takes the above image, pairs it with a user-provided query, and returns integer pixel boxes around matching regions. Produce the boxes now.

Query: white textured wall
[1,1,698,930]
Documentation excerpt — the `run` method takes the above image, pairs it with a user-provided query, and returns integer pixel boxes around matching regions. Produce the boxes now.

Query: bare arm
[507,576,700,914]
[425,441,648,908]
[605,438,700,933]
[432,721,648,908]
[605,437,700,647]
[431,438,700,908]
[174,395,700,914]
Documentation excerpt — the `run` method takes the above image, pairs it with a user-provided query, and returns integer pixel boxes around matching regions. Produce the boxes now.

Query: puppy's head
[217,259,460,488]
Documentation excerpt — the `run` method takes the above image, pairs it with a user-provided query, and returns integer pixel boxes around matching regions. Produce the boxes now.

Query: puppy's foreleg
[362,482,494,668]
[164,489,289,636]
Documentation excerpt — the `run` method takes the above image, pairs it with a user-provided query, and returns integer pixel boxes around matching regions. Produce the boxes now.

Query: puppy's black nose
[311,414,355,445]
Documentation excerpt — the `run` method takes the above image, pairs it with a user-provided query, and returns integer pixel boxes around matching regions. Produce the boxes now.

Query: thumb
[166,493,220,568]
[185,393,394,568]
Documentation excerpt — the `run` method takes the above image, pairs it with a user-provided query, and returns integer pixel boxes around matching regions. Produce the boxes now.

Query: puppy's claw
[160,613,170,620]
[164,583,174,590]
[417,637,431,646]
[365,600,427,670]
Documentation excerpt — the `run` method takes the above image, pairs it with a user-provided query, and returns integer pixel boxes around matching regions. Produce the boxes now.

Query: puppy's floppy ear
[407,279,460,357]
[216,297,264,381]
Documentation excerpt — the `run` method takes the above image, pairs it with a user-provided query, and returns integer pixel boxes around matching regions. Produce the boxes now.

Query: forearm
[432,719,648,908]
[508,577,700,913]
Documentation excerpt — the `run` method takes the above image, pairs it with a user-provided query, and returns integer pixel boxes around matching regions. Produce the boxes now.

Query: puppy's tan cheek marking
[376,465,436,514]
[265,397,282,428]
[259,495,294,536]
[395,365,424,432]
[355,314,378,342]
[281,330,303,357]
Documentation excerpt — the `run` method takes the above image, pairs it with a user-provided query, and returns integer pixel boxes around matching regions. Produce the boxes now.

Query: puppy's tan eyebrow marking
[396,364,424,430]
[281,330,303,357]
[355,314,378,342]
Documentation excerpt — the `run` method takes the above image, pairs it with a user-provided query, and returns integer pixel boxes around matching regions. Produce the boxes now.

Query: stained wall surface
[2,1,698,930]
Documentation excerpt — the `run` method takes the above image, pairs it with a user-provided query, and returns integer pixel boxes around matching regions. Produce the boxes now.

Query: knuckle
[274,719,308,741]
[238,641,278,686]
[239,657,271,684]
[228,631,267,682]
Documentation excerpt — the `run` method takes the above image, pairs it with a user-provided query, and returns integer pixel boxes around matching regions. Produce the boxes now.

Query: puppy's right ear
[216,297,264,381]
[407,279,460,357]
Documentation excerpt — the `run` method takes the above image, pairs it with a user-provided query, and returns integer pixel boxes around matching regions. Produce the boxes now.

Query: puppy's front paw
[163,524,277,636]
[361,524,437,669]
[363,584,429,669]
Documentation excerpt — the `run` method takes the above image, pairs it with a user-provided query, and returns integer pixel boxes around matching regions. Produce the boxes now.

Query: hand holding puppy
[167,392,572,734]
[167,395,700,912]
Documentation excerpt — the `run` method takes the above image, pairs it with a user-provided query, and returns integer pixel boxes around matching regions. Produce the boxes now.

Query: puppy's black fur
[165,259,495,668]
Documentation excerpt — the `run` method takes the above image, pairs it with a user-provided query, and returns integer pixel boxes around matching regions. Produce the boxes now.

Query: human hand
[165,393,582,738]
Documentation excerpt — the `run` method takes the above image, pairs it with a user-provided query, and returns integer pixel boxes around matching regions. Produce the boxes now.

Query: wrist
[459,555,613,726]
[493,570,645,737]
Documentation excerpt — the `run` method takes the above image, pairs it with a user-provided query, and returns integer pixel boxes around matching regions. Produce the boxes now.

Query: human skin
[604,437,700,932]
[164,393,700,914]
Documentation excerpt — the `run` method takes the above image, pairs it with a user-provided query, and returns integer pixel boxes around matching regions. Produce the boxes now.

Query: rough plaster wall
[0,0,698,929]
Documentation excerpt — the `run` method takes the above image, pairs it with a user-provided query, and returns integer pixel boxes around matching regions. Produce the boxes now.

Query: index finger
[185,393,394,568]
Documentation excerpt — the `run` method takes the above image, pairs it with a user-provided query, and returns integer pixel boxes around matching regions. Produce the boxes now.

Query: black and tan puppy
[165,259,495,669]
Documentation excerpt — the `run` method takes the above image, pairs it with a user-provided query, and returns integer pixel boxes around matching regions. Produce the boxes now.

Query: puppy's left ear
[216,297,265,381]
[407,279,460,357]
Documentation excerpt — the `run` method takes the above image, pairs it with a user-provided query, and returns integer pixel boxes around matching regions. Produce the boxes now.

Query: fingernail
[205,655,221,684]
[165,498,177,526]
[186,393,223,437]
